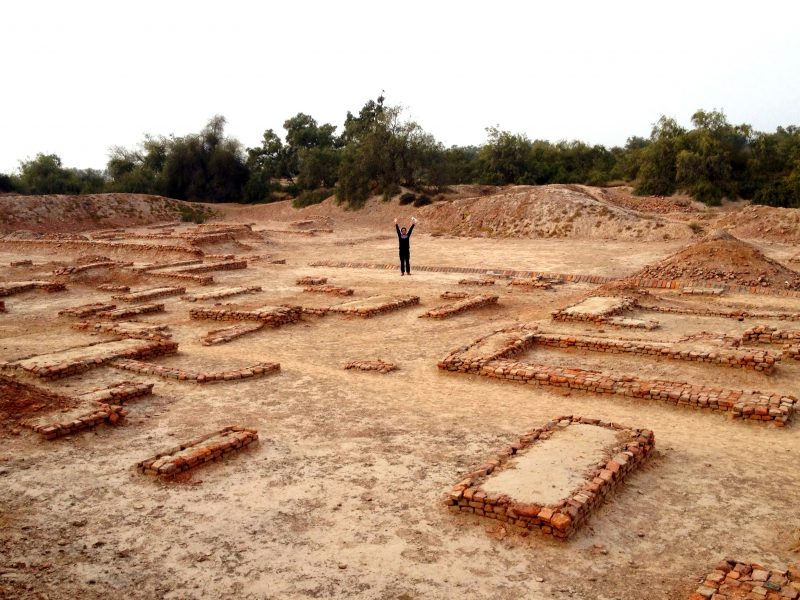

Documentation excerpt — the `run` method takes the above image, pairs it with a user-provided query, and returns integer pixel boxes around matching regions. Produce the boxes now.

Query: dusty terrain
[1,187,800,600]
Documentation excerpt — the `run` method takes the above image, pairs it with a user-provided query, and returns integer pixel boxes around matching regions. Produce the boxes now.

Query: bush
[0,173,15,192]
[688,221,705,235]
[177,203,209,224]
[413,194,432,207]
[293,188,333,209]
[399,192,416,205]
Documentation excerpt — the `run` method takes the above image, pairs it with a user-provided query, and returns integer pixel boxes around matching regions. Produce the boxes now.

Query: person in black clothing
[394,216,417,275]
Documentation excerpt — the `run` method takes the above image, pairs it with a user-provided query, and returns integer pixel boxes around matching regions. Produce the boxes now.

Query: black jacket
[396,223,414,254]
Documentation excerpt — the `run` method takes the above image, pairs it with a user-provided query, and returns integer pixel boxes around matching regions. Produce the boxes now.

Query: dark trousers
[399,252,410,274]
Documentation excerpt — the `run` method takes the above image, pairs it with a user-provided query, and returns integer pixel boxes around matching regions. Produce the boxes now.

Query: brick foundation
[136,426,258,478]
[508,279,554,290]
[189,304,302,326]
[441,291,471,300]
[0,281,67,297]
[344,360,398,373]
[146,271,215,285]
[681,286,725,296]
[438,328,796,425]
[97,284,130,292]
[459,278,495,286]
[95,303,165,320]
[445,416,654,539]
[303,284,354,296]
[110,358,279,383]
[58,302,117,318]
[182,285,262,302]
[112,286,186,303]
[201,322,265,345]
[689,559,798,599]
[639,303,800,321]
[328,295,420,318]
[168,259,248,275]
[296,276,327,286]
[0,239,202,258]
[71,320,171,340]
[53,261,121,275]
[552,297,660,330]
[132,259,204,273]
[420,294,499,319]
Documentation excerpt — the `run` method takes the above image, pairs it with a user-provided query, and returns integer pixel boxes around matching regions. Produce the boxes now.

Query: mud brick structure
[420,294,499,319]
[53,261,119,275]
[458,278,495,286]
[742,324,800,344]
[78,381,154,405]
[328,295,420,318]
[344,359,398,373]
[438,328,796,425]
[2,338,178,379]
[531,332,781,373]
[638,303,800,321]
[689,559,798,599]
[111,358,279,383]
[97,284,130,292]
[112,286,186,303]
[205,254,235,261]
[168,260,248,275]
[0,280,67,297]
[552,296,660,330]
[136,426,259,478]
[95,303,165,320]
[296,276,327,286]
[190,304,302,326]
[0,239,202,257]
[681,286,725,296]
[9,260,33,266]
[508,279,553,290]
[71,320,171,340]
[58,302,118,318]
[440,291,471,300]
[131,259,203,273]
[201,322,265,345]
[182,285,262,302]
[445,416,654,540]
[302,284,354,296]
[146,221,181,229]
[269,258,287,264]
[147,270,214,285]
[22,402,127,440]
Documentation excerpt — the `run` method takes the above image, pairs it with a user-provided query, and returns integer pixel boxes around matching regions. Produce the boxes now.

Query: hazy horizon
[2,0,799,173]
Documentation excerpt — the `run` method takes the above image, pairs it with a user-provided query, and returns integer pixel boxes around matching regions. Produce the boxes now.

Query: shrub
[688,221,705,235]
[177,203,209,224]
[293,188,333,209]
[413,194,432,207]
[399,192,416,205]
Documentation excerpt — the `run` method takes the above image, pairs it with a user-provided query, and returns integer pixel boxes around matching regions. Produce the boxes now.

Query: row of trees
[3,98,799,209]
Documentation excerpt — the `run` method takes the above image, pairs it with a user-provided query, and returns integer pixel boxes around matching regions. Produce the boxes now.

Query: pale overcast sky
[2,0,799,173]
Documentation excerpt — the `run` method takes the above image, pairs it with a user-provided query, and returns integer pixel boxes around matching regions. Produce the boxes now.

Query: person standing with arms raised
[394,216,417,276]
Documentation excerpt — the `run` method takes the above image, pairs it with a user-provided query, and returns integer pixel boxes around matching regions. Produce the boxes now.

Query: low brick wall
[96,303,165,320]
[22,403,127,439]
[459,278,495,286]
[112,286,186,303]
[344,360,398,373]
[420,294,499,319]
[639,303,800,321]
[136,426,259,478]
[172,259,248,274]
[681,286,725,296]
[183,285,262,302]
[201,322,264,345]
[132,259,204,273]
[0,239,202,257]
[111,358,279,383]
[9,260,33,266]
[689,559,797,599]
[189,304,302,326]
[53,261,119,275]
[508,279,553,290]
[328,295,420,318]
[71,320,171,340]
[303,284,354,296]
[58,302,117,318]
[3,338,178,379]
[146,270,215,285]
[0,280,67,297]
[445,416,654,540]
[438,328,796,425]
[97,284,130,292]
[532,332,780,372]
[441,291,471,300]
[552,297,638,324]
[296,276,328,286]
[78,381,154,405]
[742,324,800,344]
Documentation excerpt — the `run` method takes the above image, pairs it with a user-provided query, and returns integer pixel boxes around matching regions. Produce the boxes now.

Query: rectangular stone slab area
[136,426,258,478]
[327,295,420,317]
[446,416,655,539]
[3,338,177,379]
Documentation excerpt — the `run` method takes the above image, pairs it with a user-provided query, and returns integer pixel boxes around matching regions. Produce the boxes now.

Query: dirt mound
[0,193,213,234]
[416,185,694,241]
[715,204,800,243]
[627,231,800,289]
[574,185,704,214]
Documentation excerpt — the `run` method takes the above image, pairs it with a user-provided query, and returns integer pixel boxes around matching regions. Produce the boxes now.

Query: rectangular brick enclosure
[2,338,178,379]
[419,294,499,319]
[446,416,654,539]
[136,426,259,478]
[552,296,659,330]
[438,327,796,425]
[327,295,420,317]
[689,559,798,599]
[189,304,301,326]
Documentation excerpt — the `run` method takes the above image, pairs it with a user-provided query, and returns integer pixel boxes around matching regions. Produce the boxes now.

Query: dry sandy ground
[1,221,800,600]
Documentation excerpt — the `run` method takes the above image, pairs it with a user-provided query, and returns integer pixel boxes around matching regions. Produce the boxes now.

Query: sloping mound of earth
[416,185,694,241]
[714,204,800,244]
[626,229,800,289]
[566,184,706,214]
[0,193,214,234]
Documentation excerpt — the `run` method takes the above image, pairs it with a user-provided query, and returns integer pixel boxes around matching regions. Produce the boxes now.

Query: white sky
[2,0,799,173]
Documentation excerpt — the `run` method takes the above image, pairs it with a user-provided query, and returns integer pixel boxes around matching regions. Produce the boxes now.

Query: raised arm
[407,216,417,235]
